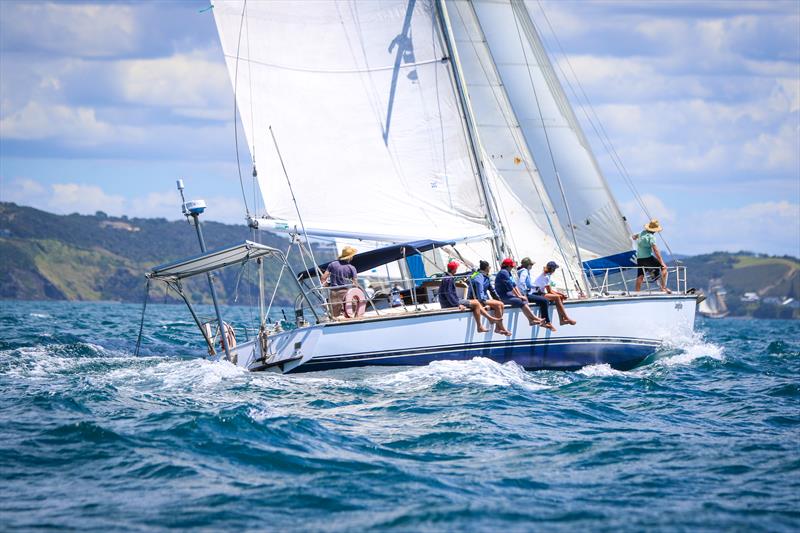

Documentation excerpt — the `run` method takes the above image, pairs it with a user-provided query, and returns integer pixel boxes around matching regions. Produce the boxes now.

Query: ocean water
[1,301,798,532]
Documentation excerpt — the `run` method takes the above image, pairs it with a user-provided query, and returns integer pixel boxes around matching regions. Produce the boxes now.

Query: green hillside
[681,252,799,319]
[1,202,797,318]
[0,202,334,307]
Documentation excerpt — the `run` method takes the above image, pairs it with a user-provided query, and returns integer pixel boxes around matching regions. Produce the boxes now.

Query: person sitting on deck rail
[439,260,503,333]
[517,257,556,332]
[320,246,358,318]
[496,258,545,327]
[532,261,577,326]
[631,219,671,294]
[469,260,512,336]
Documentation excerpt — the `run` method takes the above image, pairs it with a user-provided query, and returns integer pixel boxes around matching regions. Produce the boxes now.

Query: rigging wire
[244,4,259,217]
[510,0,589,292]
[268,126,322,288]
[450,1,578,288]
[534,0,676,258]
[232,0,251,217]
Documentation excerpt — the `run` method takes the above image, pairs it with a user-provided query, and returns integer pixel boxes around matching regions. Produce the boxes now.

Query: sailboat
[698,280,728,319]
[138,0,697,373]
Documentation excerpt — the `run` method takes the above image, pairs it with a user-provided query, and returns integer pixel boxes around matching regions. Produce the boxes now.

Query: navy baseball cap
[546,261,559,270]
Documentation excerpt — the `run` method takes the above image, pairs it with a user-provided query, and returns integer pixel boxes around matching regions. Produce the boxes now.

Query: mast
[436,0,508,264]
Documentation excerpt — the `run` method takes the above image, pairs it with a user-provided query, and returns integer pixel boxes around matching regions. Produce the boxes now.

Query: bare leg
[545,293,576,325]
[487,300,511,336]
[470,304,489,333]
[519,302,544,326]
[635,274,644,292]
[660,267,672,293]
[472,300,501,323]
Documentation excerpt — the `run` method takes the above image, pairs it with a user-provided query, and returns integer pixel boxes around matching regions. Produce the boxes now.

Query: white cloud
[621,193,676,227]
[1,177,45,204]
[0,101,114,142]
[678,201,800,256]
[0,3,138,58]
[115,51,231,113]
[50,183,126,215]
[2,178,246,224]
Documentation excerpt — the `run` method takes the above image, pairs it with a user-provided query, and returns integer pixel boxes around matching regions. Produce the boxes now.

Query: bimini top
[298,239,455,281]
[148,240,281,281]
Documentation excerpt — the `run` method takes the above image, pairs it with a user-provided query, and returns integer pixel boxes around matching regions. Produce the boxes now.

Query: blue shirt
[325,260,357,288]
[469,271,492,302]
[517,267,534,295]
[438,275,461,308]
[495,268,516,299]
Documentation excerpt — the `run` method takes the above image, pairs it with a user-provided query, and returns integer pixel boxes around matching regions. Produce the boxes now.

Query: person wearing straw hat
[632,219,671,293]
[321,246,359,318]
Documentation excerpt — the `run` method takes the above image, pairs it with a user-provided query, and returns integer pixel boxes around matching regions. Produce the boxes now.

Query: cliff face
[0,202,327,306]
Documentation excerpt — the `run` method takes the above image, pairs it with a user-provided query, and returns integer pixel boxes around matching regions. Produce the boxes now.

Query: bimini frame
[135,240,318,360]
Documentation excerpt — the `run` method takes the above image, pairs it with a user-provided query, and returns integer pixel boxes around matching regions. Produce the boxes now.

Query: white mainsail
[466,0,632,261]
[212,0,493,243]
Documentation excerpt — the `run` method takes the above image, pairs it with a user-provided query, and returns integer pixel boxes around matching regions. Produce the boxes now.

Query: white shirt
[532,272,551,293]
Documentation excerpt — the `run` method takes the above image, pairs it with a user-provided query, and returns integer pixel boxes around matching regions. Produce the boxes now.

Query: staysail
[464,0,633,264]
[212,0,493,243]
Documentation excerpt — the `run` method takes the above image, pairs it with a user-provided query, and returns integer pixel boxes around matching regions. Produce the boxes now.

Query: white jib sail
[467,0,632,260]
[444,0,585,288]
[212,0,493,243]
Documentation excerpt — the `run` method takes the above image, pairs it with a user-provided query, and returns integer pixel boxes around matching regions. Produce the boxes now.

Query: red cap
[501,257,516,268]
[447,260,459,272]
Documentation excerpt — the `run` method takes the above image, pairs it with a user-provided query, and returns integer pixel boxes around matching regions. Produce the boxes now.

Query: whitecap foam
[367,357,552,392]
[655,330,725,368]
[577,363,625,378]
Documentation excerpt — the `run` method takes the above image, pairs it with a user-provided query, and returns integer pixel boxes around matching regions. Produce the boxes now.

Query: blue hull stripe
[287,336,661,374]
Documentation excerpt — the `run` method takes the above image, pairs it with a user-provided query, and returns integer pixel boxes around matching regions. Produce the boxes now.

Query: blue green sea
[1,301,798,531]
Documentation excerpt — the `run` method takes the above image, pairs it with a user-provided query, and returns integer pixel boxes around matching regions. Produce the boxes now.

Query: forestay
[467,0,632,261]
[212,0,492,242]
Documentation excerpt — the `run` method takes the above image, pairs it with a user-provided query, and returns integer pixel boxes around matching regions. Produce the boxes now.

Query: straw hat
[338,246,357,260]
[643,219,663,232]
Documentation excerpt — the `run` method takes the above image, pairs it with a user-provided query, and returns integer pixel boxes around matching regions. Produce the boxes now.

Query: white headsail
[443,0,585,287]
[212,0,493,243]
[465,0,633,263]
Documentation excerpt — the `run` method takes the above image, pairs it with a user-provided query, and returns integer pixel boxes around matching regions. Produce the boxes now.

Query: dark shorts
[636,256,661,277]
[501,297,527,308]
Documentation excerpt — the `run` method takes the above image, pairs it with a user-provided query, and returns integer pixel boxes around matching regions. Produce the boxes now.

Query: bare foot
[477,327,490,333]
[560,318,577,326]
[495,328,512,336]
[662,287,672,294]
[542,322,556,332]
[528,318,543,326]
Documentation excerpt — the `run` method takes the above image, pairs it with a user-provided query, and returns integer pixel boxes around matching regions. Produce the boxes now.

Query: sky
[0,0,798,257]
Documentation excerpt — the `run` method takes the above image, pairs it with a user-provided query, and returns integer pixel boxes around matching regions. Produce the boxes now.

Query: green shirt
[637,230,656,259]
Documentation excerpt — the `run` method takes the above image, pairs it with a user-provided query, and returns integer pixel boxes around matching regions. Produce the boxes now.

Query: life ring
[343,288,367,318]
[220,322,237,350]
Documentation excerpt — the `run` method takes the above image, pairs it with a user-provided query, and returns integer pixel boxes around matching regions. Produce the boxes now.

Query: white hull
[225,295,697,373]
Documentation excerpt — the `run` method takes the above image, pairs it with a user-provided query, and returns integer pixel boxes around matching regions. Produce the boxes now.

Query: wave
[365,357,561,393]
[654,330,725,368]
